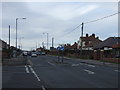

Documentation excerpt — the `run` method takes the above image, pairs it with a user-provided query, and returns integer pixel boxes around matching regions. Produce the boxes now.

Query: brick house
[77,33,102,50]
[93,37,120,60]
[64,42,78,50]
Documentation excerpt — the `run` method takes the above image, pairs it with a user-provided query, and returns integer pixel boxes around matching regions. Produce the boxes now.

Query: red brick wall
[103,58,120,63]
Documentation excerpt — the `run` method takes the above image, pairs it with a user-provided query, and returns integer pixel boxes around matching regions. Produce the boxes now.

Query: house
[93,37,120,60]
[64,44,71,50]
[71,42,78,50]
[0,39,7,51]
[77,33,102,50]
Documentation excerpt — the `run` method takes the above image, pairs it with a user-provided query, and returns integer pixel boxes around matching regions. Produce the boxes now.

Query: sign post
[57,47,60,62]
[57,46,64,63]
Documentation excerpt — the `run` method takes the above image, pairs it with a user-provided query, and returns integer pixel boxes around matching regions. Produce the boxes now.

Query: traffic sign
[57,47,60,50]
[60,47,64,51]
[57,46,64,51]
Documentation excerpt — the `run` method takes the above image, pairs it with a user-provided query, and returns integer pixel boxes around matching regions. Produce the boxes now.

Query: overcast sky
[1,1,118,50]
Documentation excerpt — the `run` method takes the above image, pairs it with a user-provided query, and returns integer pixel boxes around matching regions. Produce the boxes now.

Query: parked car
[27,51,32,56]
[41,52,46,55]
[36,51,42,56]
[31,52,37,57]
[22,51,27,56]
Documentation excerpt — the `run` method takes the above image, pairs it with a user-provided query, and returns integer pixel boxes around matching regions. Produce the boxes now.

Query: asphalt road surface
[2,55,119,89]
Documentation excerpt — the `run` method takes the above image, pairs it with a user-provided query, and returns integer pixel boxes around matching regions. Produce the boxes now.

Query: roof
[93,37,120,49]
[81,35,102,41]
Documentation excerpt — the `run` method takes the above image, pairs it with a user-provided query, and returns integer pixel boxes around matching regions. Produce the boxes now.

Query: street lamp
[43,32,49,49]
[18,37,24,50]
[16,18,26,49]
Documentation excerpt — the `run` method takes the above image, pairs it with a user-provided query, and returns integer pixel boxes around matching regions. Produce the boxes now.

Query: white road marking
[72,64,79,66]
[28,65,41,81]
[25,65,30,73]
[79,63,84,65]
[41,85,46,90]
[114,70,120,72]
[84,69,95,74]
[48,62,55,66]
[86,64,95,67]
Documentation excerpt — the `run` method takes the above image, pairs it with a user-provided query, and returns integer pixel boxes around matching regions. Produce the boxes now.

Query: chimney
[86,33,88,37]
[92,33,95,37]
[96,37,99,39]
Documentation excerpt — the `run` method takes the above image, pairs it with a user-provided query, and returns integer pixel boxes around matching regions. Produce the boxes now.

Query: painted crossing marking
[48,62,55,66]
[84,69,95,74]
[28,65,41,81]
[79,63,84,65]
[86,64,95,67]
[72,64,79,66]
[41,85,46,90]
[25,65,30,73]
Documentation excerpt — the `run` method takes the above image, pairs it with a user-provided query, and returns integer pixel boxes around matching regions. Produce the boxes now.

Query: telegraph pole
[16,18,18,49]
[9,25,10,48]
[52,37,54,47]
[47,33,48,49]
[81,22,84,37]
[80,22,84,57]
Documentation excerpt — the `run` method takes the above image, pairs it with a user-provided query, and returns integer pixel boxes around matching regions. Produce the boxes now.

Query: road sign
[57,46,64,51]
[60,47,64,51]
[57,47,60,50]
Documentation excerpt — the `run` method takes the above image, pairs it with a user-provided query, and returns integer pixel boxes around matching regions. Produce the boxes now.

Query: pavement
[2,56,28,66]
[2,55,119,89]
[48,55,119,68]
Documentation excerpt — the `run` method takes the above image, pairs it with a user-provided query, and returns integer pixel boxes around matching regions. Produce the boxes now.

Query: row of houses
[0,39,21,59]
[63,33,120,61]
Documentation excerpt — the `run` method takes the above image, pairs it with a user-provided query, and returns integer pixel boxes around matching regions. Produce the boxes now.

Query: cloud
[26,3,98,20]
[1,2,118,50]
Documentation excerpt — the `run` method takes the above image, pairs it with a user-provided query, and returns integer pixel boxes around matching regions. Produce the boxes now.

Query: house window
[82,42,85,46]
[89,41,92,44]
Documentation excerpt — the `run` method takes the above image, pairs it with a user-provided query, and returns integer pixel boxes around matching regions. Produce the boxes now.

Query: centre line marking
[84,69,95,74]
[41,85,46,90]
[28,65,41,81]
[25,65,30,73]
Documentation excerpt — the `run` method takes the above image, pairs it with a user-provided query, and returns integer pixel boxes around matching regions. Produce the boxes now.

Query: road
[2,55,119,89]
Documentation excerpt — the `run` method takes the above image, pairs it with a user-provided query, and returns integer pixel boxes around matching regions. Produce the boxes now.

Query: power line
[60,24,81,38]
[84,12,120,24]
[59,12,119,38]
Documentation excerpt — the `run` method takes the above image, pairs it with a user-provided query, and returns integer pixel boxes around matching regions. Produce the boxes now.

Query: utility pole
[42,42,44,49]
[9,25,10,48]
[47,33,48,49]
[16,18,18,49]
[80,22,84,57]
[52,37,54,47]
[81,22,84,37]
[9,25,11,58]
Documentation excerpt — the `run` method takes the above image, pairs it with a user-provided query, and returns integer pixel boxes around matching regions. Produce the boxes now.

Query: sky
[1,1,119,50]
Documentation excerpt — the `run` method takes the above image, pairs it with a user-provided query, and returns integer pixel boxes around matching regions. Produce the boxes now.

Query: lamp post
[43,32,49,49]
[19,37,24,50]
[16,18,26,49]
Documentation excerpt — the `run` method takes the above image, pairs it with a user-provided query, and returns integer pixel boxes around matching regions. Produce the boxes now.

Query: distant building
[77,33,102,50]
[93,37,120,60]
[64,44,71,50]
[0,39,8,51]
[71,42,78,50]
[93,37,120,50]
